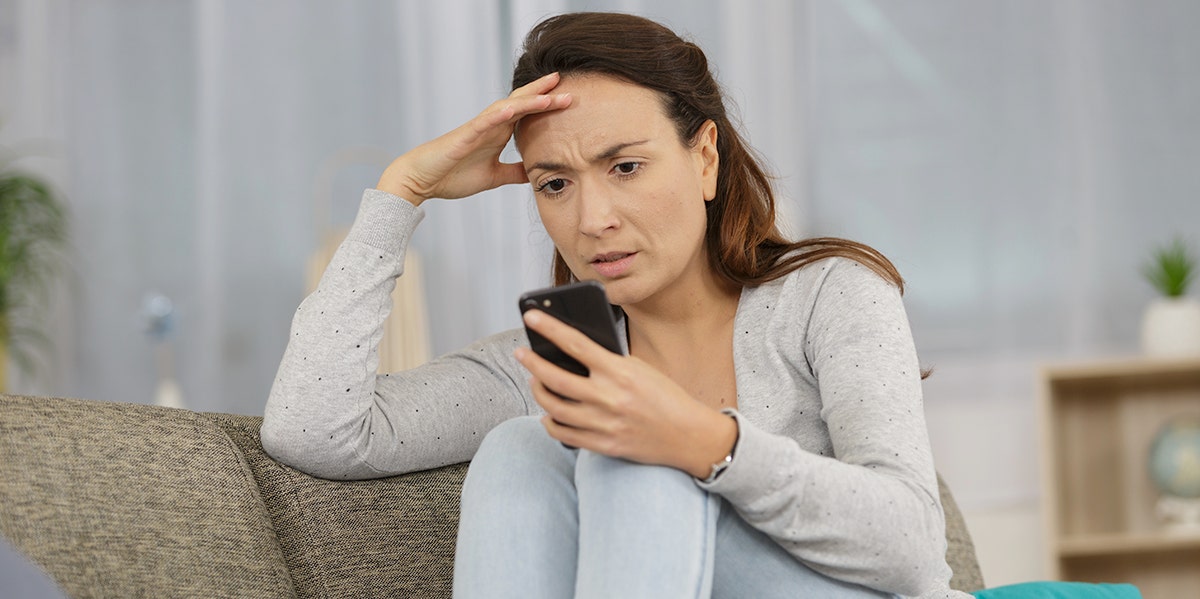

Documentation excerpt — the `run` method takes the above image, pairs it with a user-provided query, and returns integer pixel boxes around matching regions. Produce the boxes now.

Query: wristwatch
[700,413,739,484]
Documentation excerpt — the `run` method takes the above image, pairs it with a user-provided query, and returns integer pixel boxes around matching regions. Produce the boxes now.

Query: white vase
[1141,297,1200,357]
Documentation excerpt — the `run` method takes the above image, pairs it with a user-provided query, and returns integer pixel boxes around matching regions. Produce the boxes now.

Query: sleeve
[260,189,535,480]
[698,259,953,597]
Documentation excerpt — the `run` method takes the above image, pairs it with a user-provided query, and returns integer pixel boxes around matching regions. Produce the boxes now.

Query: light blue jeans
[453,416,893,598]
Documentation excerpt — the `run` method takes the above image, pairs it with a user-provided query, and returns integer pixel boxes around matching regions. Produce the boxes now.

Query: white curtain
[3,0,1200,513]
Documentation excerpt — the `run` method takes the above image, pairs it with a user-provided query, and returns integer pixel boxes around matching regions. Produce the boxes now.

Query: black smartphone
[520,282,624,449]
[518,281,625,379]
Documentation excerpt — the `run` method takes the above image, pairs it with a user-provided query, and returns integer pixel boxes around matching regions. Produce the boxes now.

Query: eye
[613,162,642,178]
[535,178,568,196]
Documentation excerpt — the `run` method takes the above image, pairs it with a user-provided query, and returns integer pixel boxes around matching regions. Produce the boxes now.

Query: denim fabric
[453,416,893,598]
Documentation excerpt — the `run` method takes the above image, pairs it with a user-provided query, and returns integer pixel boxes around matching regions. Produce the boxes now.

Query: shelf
[1041,356,1200,382]
[1059,530,1200,557]
[1040,357,1200,597]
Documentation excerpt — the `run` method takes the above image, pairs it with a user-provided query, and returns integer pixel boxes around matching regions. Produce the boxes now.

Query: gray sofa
[0,394,985,597]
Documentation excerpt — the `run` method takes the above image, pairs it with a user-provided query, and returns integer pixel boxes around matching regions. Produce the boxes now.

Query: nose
[576,182,620,238]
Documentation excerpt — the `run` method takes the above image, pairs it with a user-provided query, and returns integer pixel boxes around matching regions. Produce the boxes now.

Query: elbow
[878,524,952,596]
[882,485,953,595]
[816,540,945,597]
[259,416,286,460]
[261,383,343,477]
[260,412,373,480]
[260,415,335,478]
[885,551,946,597]
[260,416,309,472]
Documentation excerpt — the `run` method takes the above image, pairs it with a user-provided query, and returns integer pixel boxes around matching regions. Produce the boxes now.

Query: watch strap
[699,412,739,484]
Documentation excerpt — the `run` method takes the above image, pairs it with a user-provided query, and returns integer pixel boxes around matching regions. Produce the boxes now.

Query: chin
[593,278,649,308]
[568,268,654,307]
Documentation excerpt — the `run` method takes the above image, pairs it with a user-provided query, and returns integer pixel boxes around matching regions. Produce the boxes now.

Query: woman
[262,12,967,599]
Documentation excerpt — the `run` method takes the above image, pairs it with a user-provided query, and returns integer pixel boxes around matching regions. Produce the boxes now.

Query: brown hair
[512,12,906,293]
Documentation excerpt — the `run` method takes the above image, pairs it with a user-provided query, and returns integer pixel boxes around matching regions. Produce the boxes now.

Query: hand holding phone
[519,281,624,448]
[519,281,625,378]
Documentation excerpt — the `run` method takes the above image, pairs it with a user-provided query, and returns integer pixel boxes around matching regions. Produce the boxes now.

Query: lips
[589,251,637,278]
[592,252,632,263]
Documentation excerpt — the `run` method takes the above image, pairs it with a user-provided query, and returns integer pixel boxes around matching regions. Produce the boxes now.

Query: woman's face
[515,75,719,307]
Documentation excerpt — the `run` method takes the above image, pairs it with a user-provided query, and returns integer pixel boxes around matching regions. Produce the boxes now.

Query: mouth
[590,251,634,264]
[588,251,638,278]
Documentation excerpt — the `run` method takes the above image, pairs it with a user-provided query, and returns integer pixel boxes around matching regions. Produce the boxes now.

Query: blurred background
[3,0,1199,587]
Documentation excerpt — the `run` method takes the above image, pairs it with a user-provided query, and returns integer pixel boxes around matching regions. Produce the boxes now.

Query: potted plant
[1141,237,1200,357]
[0,144,68,390]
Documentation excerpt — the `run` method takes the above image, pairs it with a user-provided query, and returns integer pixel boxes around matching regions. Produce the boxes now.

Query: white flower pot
[1141,297,1200,357]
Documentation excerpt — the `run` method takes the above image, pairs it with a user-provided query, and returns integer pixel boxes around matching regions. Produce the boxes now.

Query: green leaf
[1142,237,1196,298]
[0,145,69,381]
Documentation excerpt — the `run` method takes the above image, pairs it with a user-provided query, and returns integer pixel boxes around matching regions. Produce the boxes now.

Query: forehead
[515,75,675,156]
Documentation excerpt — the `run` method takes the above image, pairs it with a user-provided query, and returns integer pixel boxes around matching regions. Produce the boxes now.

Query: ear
[692,120,719,201]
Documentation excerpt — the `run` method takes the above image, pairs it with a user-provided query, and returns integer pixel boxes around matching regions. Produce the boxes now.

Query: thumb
[494,161,530,187]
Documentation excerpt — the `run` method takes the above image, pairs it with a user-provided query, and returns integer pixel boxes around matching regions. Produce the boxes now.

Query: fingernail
[524,310,542,325]
[555,93,570,102]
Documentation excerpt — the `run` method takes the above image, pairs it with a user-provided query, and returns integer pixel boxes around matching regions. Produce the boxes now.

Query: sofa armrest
[0,395,295,598]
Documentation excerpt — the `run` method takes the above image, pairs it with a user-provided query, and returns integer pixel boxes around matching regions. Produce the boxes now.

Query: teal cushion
[973,582,1142,599]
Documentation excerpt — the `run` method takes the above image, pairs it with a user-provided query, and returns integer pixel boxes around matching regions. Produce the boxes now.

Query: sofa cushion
[0,395,295,598]
[213,413,465,598]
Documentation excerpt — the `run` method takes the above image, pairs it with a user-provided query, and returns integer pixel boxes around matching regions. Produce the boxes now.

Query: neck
[621,266,741,358]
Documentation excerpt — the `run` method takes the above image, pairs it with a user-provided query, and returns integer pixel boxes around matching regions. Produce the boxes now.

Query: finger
[540,414,597,449]
[529,377,575,415]
[522,309,618,370]
[510,71,561,98]
[515,346,591,403]
[450,94,569,156]
[439,93,570,165]
[479,93,572,131]
[491,161,530,187]
[529,378,598,433]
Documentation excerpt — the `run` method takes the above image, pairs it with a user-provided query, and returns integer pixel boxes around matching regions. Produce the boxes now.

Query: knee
[576,450,693,489]
[468,416,567,483]
[475,415,550,458]
[462,416,574,507]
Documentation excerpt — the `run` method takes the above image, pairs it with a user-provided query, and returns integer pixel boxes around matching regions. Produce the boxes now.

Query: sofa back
[1,394,984,597]
[210,412,465,598]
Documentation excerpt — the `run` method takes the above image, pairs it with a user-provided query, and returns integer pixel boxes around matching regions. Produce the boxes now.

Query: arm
[700,259,953,596]
[262,73,573,479]
[515,309,739,477]
[261,189,534,479]
[514,258,952,595]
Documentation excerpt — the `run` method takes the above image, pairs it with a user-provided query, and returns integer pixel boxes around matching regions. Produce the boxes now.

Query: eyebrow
[526,139,651,175]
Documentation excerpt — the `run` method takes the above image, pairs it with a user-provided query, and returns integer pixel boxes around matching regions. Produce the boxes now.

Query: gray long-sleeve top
[262,189,969,597]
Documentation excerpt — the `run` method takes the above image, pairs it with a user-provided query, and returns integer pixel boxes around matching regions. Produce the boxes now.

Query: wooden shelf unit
[1040,357,1200,597]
